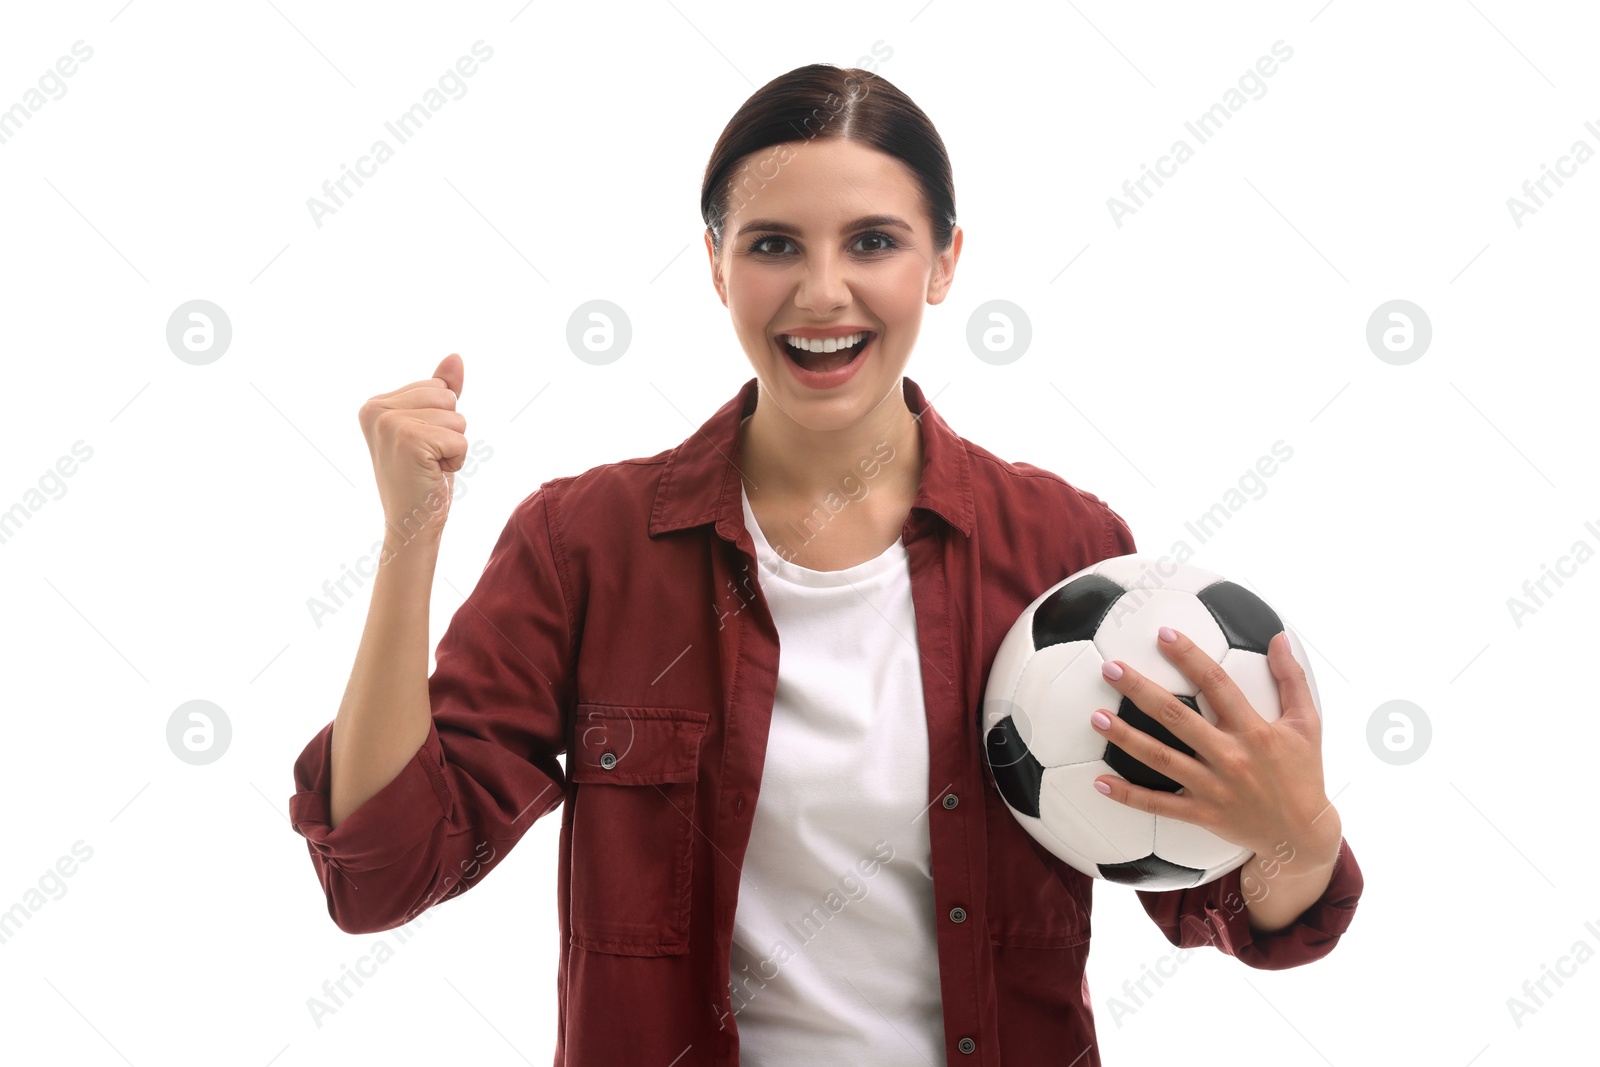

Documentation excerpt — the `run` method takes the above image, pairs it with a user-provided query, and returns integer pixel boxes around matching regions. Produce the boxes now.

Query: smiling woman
[700,68,963,577]
[289,59,1362,1067]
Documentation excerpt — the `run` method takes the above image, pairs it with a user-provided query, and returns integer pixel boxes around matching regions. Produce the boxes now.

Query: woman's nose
[794,254,851,312]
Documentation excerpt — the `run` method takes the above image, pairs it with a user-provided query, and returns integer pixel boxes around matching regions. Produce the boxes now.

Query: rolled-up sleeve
[288,484,574,934]
[1137,836,1363,969]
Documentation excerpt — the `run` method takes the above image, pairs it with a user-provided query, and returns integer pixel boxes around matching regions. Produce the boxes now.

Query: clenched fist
[358,353,468,546]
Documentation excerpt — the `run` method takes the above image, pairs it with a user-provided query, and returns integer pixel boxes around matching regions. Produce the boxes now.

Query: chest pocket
[567,703,710,956]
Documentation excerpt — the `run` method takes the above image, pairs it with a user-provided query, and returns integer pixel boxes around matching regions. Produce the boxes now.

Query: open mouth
[776,330,876,374]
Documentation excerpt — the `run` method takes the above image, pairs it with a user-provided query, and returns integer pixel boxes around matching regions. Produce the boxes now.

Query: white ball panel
[1009,639,1109,767]
[1093,589,1229,696]
[1039,762,1154,866]
[982,611,1036,734]
[1089,556,1225,597]
[1153,811,1251,871]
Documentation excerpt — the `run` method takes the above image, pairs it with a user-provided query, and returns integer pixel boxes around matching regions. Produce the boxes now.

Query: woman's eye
[747,232,897,256]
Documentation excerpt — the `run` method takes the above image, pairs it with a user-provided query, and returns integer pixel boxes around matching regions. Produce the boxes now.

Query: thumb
[432,352,464,400]
[1271,630,1318,725]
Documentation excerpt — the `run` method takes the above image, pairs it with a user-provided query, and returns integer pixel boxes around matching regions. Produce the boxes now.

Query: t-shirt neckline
[739,482,907,588]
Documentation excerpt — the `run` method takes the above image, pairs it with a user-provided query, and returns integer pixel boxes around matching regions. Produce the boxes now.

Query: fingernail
[1091,710,1112,730]
[1101,661,1123,681]
[1094,780,1112,795]
[1159,626,1177,643]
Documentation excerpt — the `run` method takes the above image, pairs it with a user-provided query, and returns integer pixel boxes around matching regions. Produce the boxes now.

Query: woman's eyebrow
[735,214,913,237]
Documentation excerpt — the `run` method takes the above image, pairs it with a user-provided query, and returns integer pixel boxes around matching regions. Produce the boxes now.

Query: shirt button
[942,793,958,809]
[949,906,966,923]
[958,1036,976,1054]
[599,751,617,770]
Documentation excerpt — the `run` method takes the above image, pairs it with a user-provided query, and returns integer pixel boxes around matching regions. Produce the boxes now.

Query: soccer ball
[982,554,1321,891]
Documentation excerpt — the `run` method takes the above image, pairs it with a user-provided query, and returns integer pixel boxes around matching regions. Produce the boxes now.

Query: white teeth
[781,331,869,353]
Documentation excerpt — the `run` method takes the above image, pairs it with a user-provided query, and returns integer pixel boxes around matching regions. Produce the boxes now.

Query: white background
[1,1,1595,1064]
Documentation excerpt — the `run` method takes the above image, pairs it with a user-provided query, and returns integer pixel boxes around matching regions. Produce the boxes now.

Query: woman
[290,63,1362,1066]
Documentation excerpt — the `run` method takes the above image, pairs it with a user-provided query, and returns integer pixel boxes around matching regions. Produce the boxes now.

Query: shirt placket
[904,509,998,1063]
[706,514,782,1062]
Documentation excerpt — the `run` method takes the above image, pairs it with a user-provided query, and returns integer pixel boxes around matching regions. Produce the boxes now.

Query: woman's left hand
[1089,626,1336,858]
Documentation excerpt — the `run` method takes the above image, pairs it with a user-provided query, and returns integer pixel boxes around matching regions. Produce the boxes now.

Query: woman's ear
[705,229,729,307]
[926,225,963,306]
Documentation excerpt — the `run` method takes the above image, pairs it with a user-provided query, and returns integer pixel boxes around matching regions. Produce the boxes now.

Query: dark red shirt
[289,375,1363,1065]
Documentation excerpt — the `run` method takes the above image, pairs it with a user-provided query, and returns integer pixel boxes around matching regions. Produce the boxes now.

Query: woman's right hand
[358,353,469,546]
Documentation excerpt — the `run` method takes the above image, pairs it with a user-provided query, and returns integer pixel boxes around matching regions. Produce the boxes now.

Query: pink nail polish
[1101,661,1123,681]
[1159,626,1177,643]
[1091,710,1112,730]
[1094,780,1112,795]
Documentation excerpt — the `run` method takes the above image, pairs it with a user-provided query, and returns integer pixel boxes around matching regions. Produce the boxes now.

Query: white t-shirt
[728,482,947,1066]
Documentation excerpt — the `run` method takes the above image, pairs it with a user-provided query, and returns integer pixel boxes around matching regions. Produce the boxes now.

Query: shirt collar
[649,375,975,542]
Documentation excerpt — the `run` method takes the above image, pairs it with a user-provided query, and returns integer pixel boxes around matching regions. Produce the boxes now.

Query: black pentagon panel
[1196,580,1283,655]
[1098,853,1205,888]
[1032,574,1128,650]
[1103,694,1201,793]
[986,715,1045,818]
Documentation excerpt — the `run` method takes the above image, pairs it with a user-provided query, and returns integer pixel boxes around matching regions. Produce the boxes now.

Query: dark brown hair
[701,64,956,258]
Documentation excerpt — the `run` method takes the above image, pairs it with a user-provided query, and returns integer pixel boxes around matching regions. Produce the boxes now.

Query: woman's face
[706,137,961,432]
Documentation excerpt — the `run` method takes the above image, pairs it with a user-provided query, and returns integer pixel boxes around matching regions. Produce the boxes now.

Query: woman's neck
[737,381,923,504]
